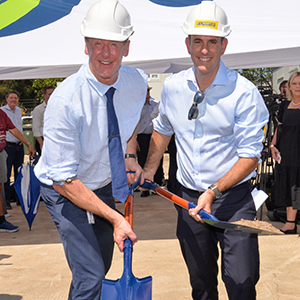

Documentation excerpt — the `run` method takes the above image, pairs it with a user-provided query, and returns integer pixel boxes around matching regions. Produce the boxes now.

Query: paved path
[1,193,300,300]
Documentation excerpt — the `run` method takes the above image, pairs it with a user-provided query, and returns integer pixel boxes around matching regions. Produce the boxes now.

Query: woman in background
[270,71,300,234]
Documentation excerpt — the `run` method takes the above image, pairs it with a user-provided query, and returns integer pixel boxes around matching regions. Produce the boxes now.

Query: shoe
[266,210,277,221]
[280,220,297,234]
[151,191,158,195]
[0,221,19,233]
[6,202,12,210]
[140,191,150,197]
[5,213,11,218]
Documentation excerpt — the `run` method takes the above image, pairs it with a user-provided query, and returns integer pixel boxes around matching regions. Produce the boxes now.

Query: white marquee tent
[0,0,299,80]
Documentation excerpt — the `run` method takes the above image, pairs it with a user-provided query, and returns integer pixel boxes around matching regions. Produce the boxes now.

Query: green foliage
[0,79,35,105]
[32,78,65,102]
[237,68,273,90]
[0,78,65,110]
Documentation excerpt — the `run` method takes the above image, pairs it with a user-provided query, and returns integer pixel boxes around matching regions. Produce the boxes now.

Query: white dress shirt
[32,101,47,138]
[34,64,147,190]
[153,60,269,191]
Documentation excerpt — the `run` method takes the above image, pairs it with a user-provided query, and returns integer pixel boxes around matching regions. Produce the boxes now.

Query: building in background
[147,73,171,101]
[273,66,300,94]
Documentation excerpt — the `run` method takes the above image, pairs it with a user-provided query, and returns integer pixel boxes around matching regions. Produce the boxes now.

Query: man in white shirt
[143,2,269,299]
[32,85,54,154]
[34,1,147,298]
[137,86,163,197]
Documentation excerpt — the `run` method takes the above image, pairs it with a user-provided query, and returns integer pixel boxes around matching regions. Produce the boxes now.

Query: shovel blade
[101,275,152,300]
[202,219,283,235]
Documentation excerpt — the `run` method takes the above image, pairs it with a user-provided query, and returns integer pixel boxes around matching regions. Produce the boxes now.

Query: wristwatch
[208,184,222,199]
[125,153,136,159]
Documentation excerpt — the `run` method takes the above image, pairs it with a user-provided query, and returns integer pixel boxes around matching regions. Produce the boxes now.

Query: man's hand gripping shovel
[140,180,283,235]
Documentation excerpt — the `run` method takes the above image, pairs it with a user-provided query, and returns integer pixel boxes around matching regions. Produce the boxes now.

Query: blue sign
[0,0,81,37]
[149,0,209,7]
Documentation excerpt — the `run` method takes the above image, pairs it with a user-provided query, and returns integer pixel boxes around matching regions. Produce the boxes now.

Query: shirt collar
[211,60,228,86]
[3,104,13,112]
[84,63,121,96]
[187,59,228,90]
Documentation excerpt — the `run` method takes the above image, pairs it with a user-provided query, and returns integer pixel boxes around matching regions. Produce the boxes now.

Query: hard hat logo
[182,1,231,38]
[195,20,218,30]
[81,0,134,42]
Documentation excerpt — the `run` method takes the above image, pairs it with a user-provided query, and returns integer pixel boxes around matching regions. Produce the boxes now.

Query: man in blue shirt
[1,91,25,209]
[144,2,269,300]
[34,0,147,298]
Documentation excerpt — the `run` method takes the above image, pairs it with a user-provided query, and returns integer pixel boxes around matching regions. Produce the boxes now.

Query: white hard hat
[182,1,231,37]
[81,0,134,42]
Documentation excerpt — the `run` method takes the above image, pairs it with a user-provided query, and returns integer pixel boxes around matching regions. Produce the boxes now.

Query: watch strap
[125,153,136,159]
[208,184,222,199]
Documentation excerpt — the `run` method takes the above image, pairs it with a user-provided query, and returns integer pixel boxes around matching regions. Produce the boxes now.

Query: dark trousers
[4,143,24,203]
[137,133,164,185]
[35,139,41,156]
[166,134,180,194]
[40,183,115,300]
[176,182,259,300]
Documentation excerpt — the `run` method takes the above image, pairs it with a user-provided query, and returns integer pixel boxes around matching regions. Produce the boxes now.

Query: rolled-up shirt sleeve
[43,96,80,182]
[234,87,269,159]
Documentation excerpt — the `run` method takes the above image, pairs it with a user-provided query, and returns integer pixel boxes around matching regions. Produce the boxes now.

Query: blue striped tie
[106,87,129,203]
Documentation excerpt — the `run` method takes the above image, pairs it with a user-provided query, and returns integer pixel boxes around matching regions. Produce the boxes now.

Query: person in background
[1,91,25,210]
[143,1,269,299]
[166,134,180,194]
[34,0,147,298]
[32,85,54,155]
[0,109,34,232]
[270,71,300,234]
[136,86,163,197]
[279,80,288,98]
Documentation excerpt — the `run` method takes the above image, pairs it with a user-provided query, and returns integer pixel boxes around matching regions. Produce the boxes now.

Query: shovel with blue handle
[101,177,152,300]
[140,179,283,235]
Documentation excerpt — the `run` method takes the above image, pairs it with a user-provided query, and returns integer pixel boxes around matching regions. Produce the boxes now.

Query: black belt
[181,180,251,195]
[6,141,22,146]
[181,184,205,194]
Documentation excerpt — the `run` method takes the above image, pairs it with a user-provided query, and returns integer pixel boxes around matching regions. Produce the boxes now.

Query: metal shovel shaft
[100,178,152,300]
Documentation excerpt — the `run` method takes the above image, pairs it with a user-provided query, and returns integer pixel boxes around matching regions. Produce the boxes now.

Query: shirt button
[196,171,199,175]
[197,133,200,137]
[195,152,199,156]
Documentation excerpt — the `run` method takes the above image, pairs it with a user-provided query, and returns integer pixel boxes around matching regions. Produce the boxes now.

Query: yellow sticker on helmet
[194,20,218,30]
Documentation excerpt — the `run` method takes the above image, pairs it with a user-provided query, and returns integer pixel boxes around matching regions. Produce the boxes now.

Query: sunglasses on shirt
[188,91,205,120]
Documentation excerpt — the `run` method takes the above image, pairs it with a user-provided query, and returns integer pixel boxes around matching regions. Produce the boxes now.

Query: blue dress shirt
[153,60,269,191]
[1,105,23,143]
[34,64,147,190]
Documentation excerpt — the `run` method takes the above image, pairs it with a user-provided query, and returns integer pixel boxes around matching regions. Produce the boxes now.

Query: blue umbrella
[14,161,41,230]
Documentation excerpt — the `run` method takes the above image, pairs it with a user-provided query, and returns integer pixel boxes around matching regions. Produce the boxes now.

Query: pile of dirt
[233,219,284,235]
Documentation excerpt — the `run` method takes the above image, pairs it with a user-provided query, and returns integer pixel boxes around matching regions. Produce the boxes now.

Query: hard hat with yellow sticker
[182,1,231,37]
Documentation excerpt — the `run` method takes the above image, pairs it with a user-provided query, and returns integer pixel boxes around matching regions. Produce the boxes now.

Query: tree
[237,68,273,91]
[0,79,35,105]
[32,78,65,101]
